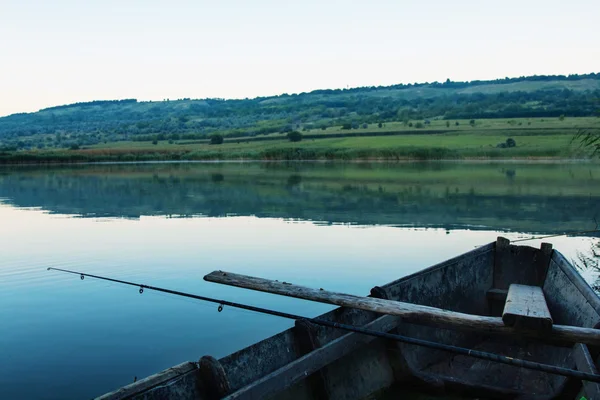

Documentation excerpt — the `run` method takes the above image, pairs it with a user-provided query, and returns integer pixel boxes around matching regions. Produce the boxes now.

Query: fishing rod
[510,218,599,243]
[510,228,600,243]
[49,267,600,383]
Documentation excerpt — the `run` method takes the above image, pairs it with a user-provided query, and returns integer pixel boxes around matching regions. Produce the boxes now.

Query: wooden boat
[98,237,600,400]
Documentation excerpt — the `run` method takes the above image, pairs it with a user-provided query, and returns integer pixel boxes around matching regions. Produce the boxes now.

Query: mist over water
[0,162,598,399]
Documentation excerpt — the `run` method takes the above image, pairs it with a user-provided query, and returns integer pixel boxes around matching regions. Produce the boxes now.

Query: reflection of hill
[0,163,599,234]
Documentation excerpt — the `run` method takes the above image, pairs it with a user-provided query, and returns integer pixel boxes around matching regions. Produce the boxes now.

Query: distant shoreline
[2,116,599,165]
[0,153,597,167]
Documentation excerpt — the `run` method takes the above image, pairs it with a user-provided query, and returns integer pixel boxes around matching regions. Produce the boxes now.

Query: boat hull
[97,239,600,400]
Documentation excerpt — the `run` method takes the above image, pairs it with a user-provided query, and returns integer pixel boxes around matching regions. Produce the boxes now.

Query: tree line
[0,73,598,150]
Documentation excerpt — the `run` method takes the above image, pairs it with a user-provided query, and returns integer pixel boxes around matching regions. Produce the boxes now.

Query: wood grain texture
[204,270,600,347]
[551,250,600,316]
[487,288,508,304]
[502,284,553,330]
[573,343,600,399]
[222,315,400,400]
[95,362,197,400]
[382,243,494,371]
[493,238,552,290]
[293,320,329,399]
[198,356,231,400]
[382,242,494,293]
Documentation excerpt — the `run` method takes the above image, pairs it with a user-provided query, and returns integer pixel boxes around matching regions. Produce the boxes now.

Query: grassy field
[2,117,599,163]
[296,116,600,135]
[168,116,600,141]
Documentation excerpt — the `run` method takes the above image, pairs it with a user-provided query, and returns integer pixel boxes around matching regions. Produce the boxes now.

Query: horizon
[3,71,599,118]
[1,0,599,117]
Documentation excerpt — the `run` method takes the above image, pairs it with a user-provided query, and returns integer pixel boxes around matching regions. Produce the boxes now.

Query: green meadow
[1,117,599,163]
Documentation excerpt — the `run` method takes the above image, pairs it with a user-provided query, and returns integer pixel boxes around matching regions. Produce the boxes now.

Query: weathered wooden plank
[538,242,554,284]
[219,330,299,392]
[293,320,330,399]
[204,271,600,347]
[493,237,511,289]
[382,242,494,291]
[383,244,494,370]
[95,362,197,400]
[502,284,553,330]
[573,343,600,399]
[198,356,231,400]
[487,288,508,302]
[493,238,552,290]
[552,250,600,316]
[222,315,401,400]
[487,288,508,319]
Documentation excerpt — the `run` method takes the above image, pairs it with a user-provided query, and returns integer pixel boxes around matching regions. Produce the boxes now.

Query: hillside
[0,73,599,151]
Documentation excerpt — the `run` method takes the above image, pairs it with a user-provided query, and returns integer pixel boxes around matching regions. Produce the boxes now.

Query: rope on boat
[48,267,600,384]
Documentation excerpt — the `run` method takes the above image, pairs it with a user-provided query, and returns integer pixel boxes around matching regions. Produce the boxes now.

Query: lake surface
[0,161,599,400]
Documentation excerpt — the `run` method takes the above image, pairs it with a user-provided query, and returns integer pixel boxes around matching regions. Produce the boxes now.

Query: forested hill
[1,73,599,150]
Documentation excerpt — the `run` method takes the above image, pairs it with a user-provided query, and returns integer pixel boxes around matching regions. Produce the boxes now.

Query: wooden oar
[204,270,600,347]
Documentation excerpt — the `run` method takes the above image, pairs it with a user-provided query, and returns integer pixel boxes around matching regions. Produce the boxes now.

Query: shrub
[415,122,424,129]
[210,134,224,145]
[287,131,303,142]
[497,138,516,148]
[573,129,600,156]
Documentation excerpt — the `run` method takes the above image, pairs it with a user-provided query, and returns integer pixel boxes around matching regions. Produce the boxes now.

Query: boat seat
[502,284,553,331]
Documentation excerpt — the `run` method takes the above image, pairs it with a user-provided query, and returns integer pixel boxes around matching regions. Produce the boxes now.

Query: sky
[0,0,598,117]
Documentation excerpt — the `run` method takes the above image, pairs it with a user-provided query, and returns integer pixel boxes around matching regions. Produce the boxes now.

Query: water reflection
[0,162,599,233]
[1,162,599,400]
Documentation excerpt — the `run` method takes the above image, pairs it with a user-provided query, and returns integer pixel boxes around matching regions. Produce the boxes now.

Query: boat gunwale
[551,249,600,317]
[380,242,494,290]
[95,361,197,400]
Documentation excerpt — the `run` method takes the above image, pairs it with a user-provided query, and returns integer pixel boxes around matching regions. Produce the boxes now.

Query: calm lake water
[1,162,599,399]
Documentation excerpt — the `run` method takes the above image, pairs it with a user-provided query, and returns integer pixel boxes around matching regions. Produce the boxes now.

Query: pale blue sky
[0,0,598,116]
